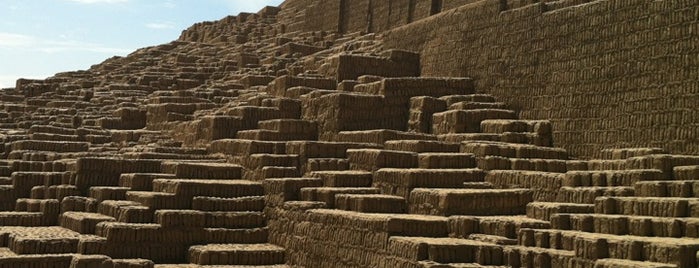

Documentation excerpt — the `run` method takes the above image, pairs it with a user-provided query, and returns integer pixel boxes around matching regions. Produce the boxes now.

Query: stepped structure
[1,0,698,267]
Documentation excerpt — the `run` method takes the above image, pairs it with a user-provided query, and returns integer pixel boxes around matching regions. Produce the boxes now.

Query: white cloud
[146,22,175,30]
[0,32,132,55]
[66,0,129,4]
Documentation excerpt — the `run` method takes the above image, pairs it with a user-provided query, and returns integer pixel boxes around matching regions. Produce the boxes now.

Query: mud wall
[379,0,699,158]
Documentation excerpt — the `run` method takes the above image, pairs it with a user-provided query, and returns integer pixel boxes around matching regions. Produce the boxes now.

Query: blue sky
[0,0,284,88]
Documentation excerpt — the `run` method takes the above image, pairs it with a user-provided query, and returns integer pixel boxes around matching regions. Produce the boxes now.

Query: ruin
[0,0,698,267]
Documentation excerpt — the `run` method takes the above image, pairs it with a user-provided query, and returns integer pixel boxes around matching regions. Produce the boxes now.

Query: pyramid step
[59,212,115,234]
[188,243,285,265]
[119,173,176,191]
[192,196,265,212]
[30,185,80,200]
[300,187,380,208]
[384,140,460,153]
[409,188,532,216]
[0,212,46,226]
[595,196,699,217]
[334,129,436,145]
[347,149,418,171]
[449,215,550,239]
[285,141,381,159]
[263,178,323,206]
[257,119,316,133]
[461,141,568,160]
[236,129,316,141]
[556,186,634,204]
[433,109,517,134]
[634,180,699,197]
[479,119,551,135]
[502,246,575,267]
[438,133,550,147]
[387,236,502,264]
[449,101,508,110]
[600,147,668,160]
[335,194,406,214]
[208,139,286,156]
[551,213,699,238]
[564,169,666,187]
[476,156,568,172]
[375,168,485,199]
[152,179,263,198]
[526,202,594,221]
[156,210,265,229]
[97,200,154,223]
[89,187,129,202]
[309,170,372,187]
[593,258,677,268]
[519,228,699,267]
[172,162,243,180]
[126,191,186,210]
[303,158,350,174]
[244,154,299,169]
[439,94,496,106]
[418,153,476,169]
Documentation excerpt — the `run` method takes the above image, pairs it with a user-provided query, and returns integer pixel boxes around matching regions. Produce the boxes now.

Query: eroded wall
[379,0,699,158]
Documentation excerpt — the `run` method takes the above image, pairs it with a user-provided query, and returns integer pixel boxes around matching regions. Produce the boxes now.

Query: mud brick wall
[381,0,699,158]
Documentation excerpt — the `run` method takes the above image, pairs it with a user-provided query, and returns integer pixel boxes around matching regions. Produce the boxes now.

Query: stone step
[374,168,485,199]
[155,210,265,229]
[418,153,476,169]
[479,119,551,135]
[502,246,576,268]
[97,200,152,223]
[409,189,532,216]
[593,258,677,268]
[244,154,299,170]
[347,149,418,171]
[433,109,517,134]
[309,170,372,187]
[551,213,699,238]
[449,101,508,110]
[384,140,460,153]
[236,129,315,141]
[299,187,381,208]
[673,165,699,180]
[600,147,668,160]
[60,196,98,214]
[89,186,129,202]
[334,129,436,145]
[95,222,269,244]
[188,243,285,265]
[476,156,568,172]
[285,140,380,159]
[387,236,503,264]
[303,158,349,174]
[0,212,46,226]
[126,191,186,210]
[10,140,89,152]
[439,94,496,106]
[30,185,81,200]
[152,179,263,198]
[461,141,568,160]
[59,212,116,234]
[448,215,550,239]
[257,119,316,133]
[526,202,595,221]
[263,178,323,206]
[119,173,176,191]
[172,162,243,180]
[11,172,70,198]
[594,196,699,217]
[208,139,287,156]
[518,228,699,267]
[634,180,699,197]
[191,196,265,212]
[555,186,635,204]
[563,169,666,187]
[335,194,406,214]
[438,132,551,147]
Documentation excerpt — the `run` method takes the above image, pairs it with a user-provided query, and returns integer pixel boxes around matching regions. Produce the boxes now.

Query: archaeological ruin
[0,0,698,267]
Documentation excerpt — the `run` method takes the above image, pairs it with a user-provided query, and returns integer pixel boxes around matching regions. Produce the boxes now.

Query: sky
[0,0,284,88]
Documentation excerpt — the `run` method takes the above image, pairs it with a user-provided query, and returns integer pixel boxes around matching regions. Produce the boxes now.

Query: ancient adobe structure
[0,0,697,267]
